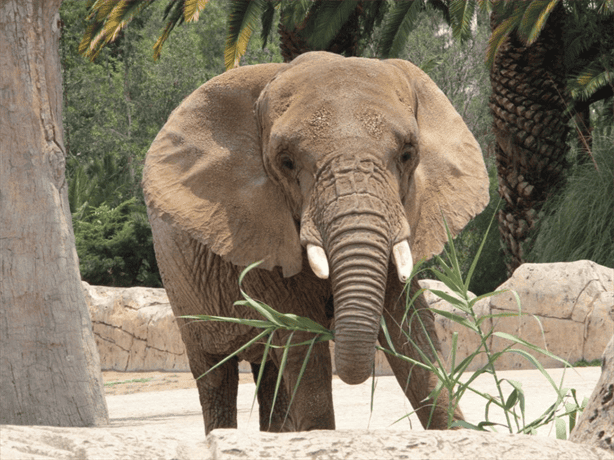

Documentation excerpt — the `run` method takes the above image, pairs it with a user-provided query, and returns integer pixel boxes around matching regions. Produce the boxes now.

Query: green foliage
[573,358,602,367]
[225,0,267,70]
[377,0,424,59]
[73,198,161,288]
[526,128,614,268]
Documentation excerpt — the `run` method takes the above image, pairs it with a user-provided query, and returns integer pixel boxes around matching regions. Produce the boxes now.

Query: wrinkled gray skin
[143,52,489,434]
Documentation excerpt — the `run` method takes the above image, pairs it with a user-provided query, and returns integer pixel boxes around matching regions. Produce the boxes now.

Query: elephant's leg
[188,352,240,434]
[380,270,464,429]
[270,332,335,431]
[250,361,293,432]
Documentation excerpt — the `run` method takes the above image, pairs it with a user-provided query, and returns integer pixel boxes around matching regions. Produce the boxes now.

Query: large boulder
[428,261,614,371]
[83,282,189,371]
[487,261,614,369]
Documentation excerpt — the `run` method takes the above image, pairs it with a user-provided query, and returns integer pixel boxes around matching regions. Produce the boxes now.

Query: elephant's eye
[400,150,412,163]
[280,155,295,171]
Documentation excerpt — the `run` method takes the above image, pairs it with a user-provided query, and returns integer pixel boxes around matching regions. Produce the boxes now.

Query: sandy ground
[101,367,602,437]
[103,371,255,395]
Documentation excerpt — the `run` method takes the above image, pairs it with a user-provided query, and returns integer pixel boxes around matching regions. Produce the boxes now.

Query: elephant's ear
[387,59,490,262]
[142,63,303,277]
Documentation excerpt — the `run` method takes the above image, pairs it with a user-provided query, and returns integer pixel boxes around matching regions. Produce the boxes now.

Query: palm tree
[480,0,612,273]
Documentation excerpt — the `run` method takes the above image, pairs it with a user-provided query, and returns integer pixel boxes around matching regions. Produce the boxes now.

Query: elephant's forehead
[266,59,413,142]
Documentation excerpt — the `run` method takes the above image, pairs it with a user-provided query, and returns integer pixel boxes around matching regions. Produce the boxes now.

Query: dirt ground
[103,371,254,396]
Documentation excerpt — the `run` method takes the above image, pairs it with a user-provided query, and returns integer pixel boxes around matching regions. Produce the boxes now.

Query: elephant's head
[143,52,489,385]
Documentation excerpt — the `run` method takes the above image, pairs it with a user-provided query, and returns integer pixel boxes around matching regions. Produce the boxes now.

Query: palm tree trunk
[489,6,569,274]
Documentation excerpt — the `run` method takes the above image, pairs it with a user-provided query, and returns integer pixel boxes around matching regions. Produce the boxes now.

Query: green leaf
[419,56,444,75]
[183,0,209,23]
[519,0,559,45]
[430,307,479,333]
[225,0,267,70]
[283,335,318,428]
[271,332,294,423]
[494,332,571,367]
[464,199,501,290]
[260,1,279,48]
[555,417,567,440]
[252,332,276,415]
[195,328,273,380]
[450,0,477,42]
[487,8,524,68]
[378,0,424,58]
[153,1,185,60]
[429,290,468,310]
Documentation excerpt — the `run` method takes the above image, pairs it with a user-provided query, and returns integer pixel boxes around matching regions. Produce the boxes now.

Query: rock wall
[85,260,614,373]
[431,260,614,371]
[84,283,189,372]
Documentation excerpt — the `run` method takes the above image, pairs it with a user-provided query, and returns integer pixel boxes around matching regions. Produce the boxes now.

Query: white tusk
[392,240,413,284]
[307,244,329,279]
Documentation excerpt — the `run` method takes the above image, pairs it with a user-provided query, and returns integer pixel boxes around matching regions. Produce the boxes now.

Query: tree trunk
[570,333,614,452]
[489,6,569,275]
[0,0,108,426]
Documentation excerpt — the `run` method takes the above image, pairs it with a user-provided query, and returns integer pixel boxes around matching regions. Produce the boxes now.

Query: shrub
[73,198,161,287]
[526,130,614,268]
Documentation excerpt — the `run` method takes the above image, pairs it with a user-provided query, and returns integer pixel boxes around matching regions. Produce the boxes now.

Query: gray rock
[425,261,614,371]
[2,425,612,459]
[206,428,614,459]
[83,282,190,372]
[570,330,614,452]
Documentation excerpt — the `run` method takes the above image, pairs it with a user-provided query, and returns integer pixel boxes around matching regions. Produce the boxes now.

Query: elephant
[142,51,489,434]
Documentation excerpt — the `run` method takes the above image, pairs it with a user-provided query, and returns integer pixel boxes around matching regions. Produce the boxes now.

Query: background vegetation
[60,1,612,293]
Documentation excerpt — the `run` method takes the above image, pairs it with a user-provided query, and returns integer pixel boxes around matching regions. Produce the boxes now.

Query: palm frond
[184,0,209,23]
[225,0,267,70]
[450,0,477,42]
[378,0,424,59]
[307,0,360,50]
[486,6,524,68]
[519,0,560,45]
[477,0,493,16]
[260,1,279,48]
[79,0,154,60]
[570,62,614,101]
[280,0,312,30]
[153,1,185,60]
[90,0,117,23]
[597,0,614,14]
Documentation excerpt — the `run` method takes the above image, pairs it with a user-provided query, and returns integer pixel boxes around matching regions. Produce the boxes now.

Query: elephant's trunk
[301,155,411,385]
[327,219,390,384]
